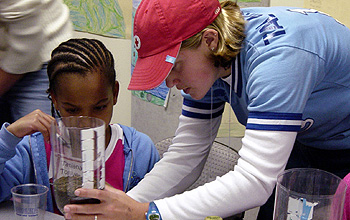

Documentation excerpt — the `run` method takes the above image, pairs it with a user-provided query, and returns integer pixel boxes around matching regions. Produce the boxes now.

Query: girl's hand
[6,109,55,143]
[63,185,149,220]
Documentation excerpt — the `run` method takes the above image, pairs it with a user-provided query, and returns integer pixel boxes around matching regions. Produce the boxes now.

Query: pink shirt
[343,173,350,220]
[105,139,125,190]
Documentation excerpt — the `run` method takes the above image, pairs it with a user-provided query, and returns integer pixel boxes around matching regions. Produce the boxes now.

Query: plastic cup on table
[11,184,49,220]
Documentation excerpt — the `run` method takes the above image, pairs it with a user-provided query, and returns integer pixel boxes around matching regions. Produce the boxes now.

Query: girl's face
[51,72,118,128]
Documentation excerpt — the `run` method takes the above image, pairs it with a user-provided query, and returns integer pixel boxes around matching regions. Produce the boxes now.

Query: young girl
[0,38,160,214]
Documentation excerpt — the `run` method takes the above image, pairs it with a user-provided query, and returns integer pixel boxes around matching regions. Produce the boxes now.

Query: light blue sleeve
[120,125,160,191]
[0,123,34,202]
[132,130,160,173]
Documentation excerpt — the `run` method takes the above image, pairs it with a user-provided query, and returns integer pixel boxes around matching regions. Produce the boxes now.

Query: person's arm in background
[0,68,23,97]
[0,0,44,96]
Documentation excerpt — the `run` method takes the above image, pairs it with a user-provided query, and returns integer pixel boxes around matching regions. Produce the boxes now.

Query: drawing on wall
[64,0,126,38]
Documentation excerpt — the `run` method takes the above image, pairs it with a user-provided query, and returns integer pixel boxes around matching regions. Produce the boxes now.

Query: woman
[64,0,350,219]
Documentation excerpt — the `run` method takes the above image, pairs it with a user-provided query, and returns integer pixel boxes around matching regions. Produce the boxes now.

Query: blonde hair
[181,0,245,69]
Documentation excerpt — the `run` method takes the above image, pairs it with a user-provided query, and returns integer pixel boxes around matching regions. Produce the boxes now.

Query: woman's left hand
[63,184,149,220]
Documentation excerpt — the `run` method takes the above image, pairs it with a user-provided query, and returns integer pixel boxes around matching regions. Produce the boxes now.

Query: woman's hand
[6,109,55,143]
[64,185,149,220]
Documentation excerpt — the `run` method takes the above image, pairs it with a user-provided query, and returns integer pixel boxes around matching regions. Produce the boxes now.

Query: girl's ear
[113,81,119,105]
[51,92,58,110]
[50,92,62,117]
[202,29,219,51]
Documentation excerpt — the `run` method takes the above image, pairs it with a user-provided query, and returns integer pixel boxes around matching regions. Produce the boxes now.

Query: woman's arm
[152,129,297,219]
[127,114,222,202]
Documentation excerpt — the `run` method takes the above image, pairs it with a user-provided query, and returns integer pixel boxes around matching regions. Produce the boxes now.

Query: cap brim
[128,43,181,91]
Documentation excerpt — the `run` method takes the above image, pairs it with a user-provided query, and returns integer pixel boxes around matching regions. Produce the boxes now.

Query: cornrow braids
[47,38,116,117]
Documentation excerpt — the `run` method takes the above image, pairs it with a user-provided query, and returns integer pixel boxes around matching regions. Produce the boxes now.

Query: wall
[131,88,183,143]
[270,0,303,7]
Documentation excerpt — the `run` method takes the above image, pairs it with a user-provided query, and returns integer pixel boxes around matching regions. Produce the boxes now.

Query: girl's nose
[80,110,93,118]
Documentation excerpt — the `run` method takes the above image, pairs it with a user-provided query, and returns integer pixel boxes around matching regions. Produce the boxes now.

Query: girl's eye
[95,105,107,111]
[65,108,79,114]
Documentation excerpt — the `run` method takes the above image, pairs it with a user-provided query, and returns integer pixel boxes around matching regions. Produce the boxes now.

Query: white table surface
[0,200,64,219]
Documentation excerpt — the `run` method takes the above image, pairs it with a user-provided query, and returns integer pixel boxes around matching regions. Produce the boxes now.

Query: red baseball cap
[128,0,221,91]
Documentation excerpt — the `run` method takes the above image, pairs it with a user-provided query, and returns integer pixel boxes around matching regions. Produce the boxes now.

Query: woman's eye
[172,62,182,73]
[173,63,179,71]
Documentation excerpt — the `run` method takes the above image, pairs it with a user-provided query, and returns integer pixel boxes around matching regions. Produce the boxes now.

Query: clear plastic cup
[273,168,347,220]
[50,116,105,214]
[11,184,49,220]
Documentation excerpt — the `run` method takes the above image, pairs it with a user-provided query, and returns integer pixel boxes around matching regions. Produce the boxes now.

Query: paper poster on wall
[304,0,350,28]
[64,0,126,38]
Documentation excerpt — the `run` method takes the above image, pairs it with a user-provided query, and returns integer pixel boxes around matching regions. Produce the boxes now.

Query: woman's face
[165,32,226,100]
[51,72,118,127]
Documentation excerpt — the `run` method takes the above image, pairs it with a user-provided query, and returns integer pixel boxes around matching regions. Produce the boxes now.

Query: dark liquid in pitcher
[53,176,101,214]
[70,197,101,204]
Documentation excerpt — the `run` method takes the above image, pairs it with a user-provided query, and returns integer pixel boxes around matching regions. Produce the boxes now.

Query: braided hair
[47,38,116,117]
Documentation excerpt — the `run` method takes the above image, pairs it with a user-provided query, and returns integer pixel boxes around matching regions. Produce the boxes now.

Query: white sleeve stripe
[247,118,302,126]
[182,104,225,114]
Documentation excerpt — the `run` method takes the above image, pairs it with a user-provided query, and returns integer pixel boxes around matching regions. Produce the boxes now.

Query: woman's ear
[202,29,219,51]
[113,81,119,105]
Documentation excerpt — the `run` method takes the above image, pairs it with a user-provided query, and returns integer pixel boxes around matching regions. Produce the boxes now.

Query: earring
[211,47,215,51]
